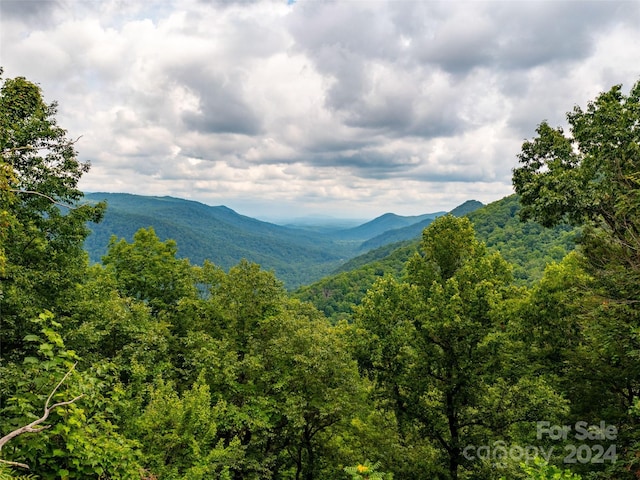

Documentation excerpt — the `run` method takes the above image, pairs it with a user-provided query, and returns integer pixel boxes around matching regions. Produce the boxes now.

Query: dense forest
[79,194,478,290]
[81,193,362,290]
[1,70,640,480]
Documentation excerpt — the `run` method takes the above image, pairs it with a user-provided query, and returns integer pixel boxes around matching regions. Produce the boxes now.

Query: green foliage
[513,81,640,230]
[0,312,142,479]
[296,195,578,322]
[98,236,368,479]
[135,376,241,479]
[102,227,196,313]
[0,155,16,275]
[500,457,582,480]
[5,68,640,480]
[0,464,37,480]
[344,461,392,479]
[513,80,640,477]
[180,262,367,479]
[355,216,567,479]
[0,71,105,354]
[512,79,640,303]
[466,195,578,283]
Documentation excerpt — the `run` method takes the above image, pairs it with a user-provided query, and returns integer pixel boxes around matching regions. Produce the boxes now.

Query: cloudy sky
[1,0,639,220]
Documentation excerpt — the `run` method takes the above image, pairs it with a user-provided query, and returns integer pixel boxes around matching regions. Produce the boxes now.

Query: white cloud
[1,0,639,219]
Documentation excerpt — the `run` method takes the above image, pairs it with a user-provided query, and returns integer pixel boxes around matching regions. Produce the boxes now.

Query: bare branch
[0,146,35,156]
[10,189,77,209]
[44,362,77,411]
[0,363,83,469]
[1,136,82,158]
[0,458,31,470]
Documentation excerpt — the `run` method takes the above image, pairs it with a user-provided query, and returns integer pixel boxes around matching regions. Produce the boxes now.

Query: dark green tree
[187,261,365,480]
[0,311,143,478]
[512,80,640,296]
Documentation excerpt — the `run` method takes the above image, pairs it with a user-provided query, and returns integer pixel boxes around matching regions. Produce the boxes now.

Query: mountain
[449,199,484,216]
[335,212,445,241]
[294,195,580,320]
[359,200,484,251]
[83,193,473,289]
[465,195,578,282]
[83,193,360,288]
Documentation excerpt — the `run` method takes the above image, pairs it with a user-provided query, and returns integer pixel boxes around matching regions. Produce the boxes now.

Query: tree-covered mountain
[83,193,358,288]
[466,195,578,282]
[359,199,484,250]
[333,211,445,240]
[82,193,462,289]
[294,194,579,320]
[83,192,575,309]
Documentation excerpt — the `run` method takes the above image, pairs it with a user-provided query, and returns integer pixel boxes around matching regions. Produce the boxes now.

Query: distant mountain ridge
[83,192,474,288]
[359,200,484,250]
[336,212,445,241]
[84,193,352,288]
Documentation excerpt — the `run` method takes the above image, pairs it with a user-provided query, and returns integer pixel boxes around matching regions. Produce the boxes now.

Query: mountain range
[83,192,481,288]
[294,194,579,320]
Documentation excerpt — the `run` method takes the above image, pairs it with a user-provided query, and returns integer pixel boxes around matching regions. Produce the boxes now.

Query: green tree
[502,457,582,480]
[512,80,640,300]
[0,70,104,354]
[0,312,142,479]
[262,302,364,480]
[102,227,196,315]
[513,82,640,229]
[171,260,367,479]
[513,80,640,477]
[355,216,566,479]
[135,375,243,479]
[0,70,150,479]
[344,460,391,480]
[0,146,16,276]
[513,253,589,382]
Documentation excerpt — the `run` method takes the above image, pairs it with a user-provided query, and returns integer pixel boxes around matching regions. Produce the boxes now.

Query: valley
[83,192,482,288]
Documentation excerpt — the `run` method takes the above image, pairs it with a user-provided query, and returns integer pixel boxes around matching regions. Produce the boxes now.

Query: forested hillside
[2,72,640,480]
[83,193,357,289]
[466,195,579,281]
[356,200,483,251]
[331,211,444,241]
[83,193,467,289]
[294,194,578,320]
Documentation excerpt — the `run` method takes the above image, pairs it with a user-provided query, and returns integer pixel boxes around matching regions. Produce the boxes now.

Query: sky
[1,0,640,221]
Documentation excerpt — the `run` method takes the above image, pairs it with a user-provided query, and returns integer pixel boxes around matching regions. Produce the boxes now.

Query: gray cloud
[181,82,263,136]
[407,2,624,73]
[286,0,638,146]
[2,0,640,218]
[0,0,62,22]
[287,2,400,61]
[312,150,410,171]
